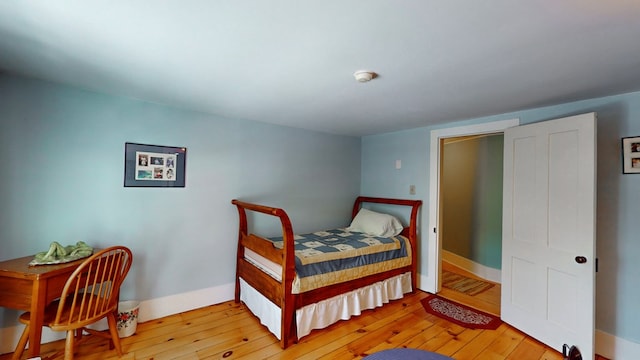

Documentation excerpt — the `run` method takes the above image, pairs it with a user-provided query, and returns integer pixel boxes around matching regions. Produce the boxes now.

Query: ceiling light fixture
[353,70,376,83]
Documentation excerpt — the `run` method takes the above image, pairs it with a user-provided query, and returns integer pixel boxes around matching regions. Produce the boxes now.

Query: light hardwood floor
[2,266,608,360]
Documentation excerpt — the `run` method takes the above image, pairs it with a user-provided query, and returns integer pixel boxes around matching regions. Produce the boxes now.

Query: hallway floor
[439,261,501,316]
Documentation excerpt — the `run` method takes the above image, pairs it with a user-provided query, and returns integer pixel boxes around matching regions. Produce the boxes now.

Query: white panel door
[501,113,596,359]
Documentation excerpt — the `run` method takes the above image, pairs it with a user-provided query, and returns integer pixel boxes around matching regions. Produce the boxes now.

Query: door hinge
[596,258,599,273]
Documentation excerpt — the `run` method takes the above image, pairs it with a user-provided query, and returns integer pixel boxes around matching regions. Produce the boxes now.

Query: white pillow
[347,208,404,237]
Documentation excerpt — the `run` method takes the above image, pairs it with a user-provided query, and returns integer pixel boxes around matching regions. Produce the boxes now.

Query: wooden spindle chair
[13,246,133,360]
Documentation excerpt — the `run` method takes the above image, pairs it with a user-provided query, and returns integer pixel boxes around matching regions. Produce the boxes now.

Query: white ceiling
[1,1,640,136]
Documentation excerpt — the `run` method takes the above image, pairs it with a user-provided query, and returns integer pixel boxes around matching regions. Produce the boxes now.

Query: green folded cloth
[30,241,94,266]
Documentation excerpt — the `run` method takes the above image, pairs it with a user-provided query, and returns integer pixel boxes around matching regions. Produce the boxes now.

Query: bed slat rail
[237,258,283,306]
[295,267,409,308]
[241,234,282,264]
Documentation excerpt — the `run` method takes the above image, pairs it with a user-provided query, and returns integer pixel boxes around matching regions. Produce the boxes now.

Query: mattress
[244,228,412,294]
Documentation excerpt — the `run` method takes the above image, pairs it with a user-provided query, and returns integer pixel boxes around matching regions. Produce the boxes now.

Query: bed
[231,196,422,349]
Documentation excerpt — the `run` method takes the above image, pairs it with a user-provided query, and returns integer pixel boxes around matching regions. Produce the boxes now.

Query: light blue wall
[362,91,640,344]
[0,74,361,327]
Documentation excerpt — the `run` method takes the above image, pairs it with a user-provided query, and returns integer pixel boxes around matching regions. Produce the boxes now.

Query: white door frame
[424,118,520,294]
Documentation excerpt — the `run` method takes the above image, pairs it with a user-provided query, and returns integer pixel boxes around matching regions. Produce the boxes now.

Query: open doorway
[424,118,519,314]
[438,134,503,316]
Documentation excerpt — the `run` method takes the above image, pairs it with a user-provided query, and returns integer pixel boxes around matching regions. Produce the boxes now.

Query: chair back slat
[51,246,133,331]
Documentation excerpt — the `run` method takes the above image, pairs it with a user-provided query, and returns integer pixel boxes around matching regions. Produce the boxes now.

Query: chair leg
[12,324,30,360]
[106,312,124,356]
[64,329,75,360]
[75,328,83,342]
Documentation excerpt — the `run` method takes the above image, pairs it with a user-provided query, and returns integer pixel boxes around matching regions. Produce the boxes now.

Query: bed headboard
[352,196,422,239]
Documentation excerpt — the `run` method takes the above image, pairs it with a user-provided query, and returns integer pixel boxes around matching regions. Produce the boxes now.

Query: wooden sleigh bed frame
[231,196,422,349]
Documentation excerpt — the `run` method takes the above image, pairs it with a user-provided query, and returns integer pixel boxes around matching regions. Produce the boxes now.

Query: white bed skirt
[239,272,412,340]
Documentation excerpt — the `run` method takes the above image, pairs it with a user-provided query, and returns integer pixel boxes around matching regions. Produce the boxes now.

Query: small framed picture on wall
[622,136,640,174]
[124,142,187,187]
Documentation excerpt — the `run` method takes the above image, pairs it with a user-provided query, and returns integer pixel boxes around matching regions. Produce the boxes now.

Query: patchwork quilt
[268,228,411,293]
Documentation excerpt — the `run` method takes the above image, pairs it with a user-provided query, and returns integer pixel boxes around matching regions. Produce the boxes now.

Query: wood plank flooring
[2,264,608,359]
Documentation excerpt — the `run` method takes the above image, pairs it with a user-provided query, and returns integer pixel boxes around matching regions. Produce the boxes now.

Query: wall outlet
[409,185,416,195]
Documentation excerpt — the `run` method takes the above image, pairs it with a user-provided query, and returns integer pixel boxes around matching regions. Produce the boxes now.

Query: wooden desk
[0,254,88,358]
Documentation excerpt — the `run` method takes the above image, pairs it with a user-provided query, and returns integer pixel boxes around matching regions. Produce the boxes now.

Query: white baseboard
[442,250,502,283]
[596,329,640,359]
[137,282,235,323]
[0,324,58,355]
[0,282,235,355]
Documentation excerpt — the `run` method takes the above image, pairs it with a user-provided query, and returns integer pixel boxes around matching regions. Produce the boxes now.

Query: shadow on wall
[441,134,503,271]
[592,103,624,336]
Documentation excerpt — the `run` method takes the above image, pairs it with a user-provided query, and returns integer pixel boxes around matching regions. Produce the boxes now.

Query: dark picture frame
[622,136,640,174]
[124,142,187,187]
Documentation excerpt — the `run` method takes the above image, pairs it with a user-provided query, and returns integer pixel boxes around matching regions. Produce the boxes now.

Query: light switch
[395,160,401,169]
[409,185,416,195]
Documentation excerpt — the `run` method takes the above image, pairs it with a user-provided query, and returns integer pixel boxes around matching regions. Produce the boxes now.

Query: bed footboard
[231,199,297,348]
